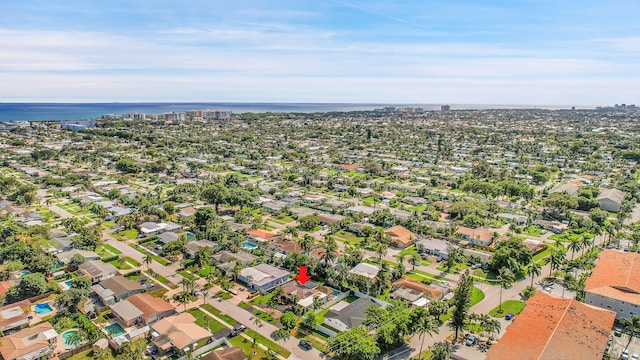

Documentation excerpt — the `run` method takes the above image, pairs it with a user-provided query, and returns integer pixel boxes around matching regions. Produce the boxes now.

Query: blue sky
[1,0,639,104]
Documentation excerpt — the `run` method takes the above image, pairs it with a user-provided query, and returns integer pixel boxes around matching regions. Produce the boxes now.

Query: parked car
[234,324,247,332]
[622,349,629,360]
[631,353,638,360]
[505,312,515,320]
[465,334,477,346]
[615,328,623,337]
[436,257,444,263]
[299,340,313,350]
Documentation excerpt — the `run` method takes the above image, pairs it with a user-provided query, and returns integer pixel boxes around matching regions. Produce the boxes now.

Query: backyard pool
[19,270,31,278]
[64,280,73,288]
[243,241,258,250]
[34,303,53,315]
[185,232,196,240]
[105,323,126,337]
[61,329,78,347]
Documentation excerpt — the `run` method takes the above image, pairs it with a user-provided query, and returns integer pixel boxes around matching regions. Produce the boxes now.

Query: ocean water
[0,102,585,122]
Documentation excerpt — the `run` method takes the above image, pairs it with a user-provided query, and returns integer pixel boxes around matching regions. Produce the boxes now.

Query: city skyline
[1,0,640,104]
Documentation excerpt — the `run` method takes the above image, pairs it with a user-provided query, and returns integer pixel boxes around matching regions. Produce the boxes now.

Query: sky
[1,0,640,105]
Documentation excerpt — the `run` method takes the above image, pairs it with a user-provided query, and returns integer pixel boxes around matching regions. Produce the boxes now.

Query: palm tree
[398,253,407,266]
[430,341,453,360]
[497,267,515,313]
[300,234,314,255]
[548,248,565,278]
[66,330,85,347]
[580,235,593,257]
[321,236,338,266]
[373,242,387,264]
[621,314,640,358]
[201,289,209,306]
[567,237,582,260]
[482,318,502,340]
[428,299,449,324]
[527,262,542,290]
[415,308,439,357]
[143,255,152,270]
[252,317,262,354]
[409,253,421,271]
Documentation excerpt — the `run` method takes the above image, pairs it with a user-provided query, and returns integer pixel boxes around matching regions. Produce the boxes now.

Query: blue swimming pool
[105,323,126,337]
[61,330,78,347]
[34,303,53,315]
[243,241,258,249]
[185,232,196,239]
[64,280,73,288]
[19,270,31,278]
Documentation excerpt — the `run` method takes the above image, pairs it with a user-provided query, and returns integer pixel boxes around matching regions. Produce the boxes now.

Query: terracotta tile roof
[456,227,493,242]
[384,225,417,247]
[200,347,246,360]
[486,292,615,360]
[0,321,57,360]
[127,293,175,323]
[247,229,276,239]
[340,164,360,170]
[392,277,443,299]
[151,313,212,350]
[584,250,640,305]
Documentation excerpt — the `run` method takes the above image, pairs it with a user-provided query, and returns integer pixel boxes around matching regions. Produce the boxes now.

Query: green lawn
[148,288,168,298]
[251,293,274,306]
[522,225,542,236]
[216,291,233,300]
[245,329,291,357]
[489,300,526,318]
[197,264,212,277]
[470,287,485,307]
[229,336,267,360]
[202,304,238,325]
[333,231,365,246]
[188,308,227,333]
[124,256,140,266]
[102,221,115,229]
[253,309,277,324]
[473,268,499,283]
[122,229,139,239]
[103,244,122,254]
[317,307,330,324]
[177,270,198,281]
[293,330,327,352]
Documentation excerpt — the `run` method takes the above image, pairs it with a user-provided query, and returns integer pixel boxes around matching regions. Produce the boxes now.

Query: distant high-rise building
[163,112,184,121]
[441,105,450,112]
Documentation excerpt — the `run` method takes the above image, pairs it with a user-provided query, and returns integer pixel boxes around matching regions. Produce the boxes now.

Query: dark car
[299,340,313,350]
[234,324,247,332]
[505,312,515,320]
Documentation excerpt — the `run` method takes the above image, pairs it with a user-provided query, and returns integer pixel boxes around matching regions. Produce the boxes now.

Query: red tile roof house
[455,226,494,246]
[384,225,417,248]
[486,292,615,360]
[246,229,278,243]
[0,322,58,360]
[584,249,640,320]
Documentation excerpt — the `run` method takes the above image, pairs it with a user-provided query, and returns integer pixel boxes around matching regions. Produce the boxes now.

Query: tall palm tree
[409,253,421,271]
[300,234,314,255]
[143,255,152,271]
[527,262,542,290]
[321,236,338,266]
[373,242,387,264]
[567,237,582,260]
[548,248,566,278]
[201,289,209,306]
[415,308,439,357]
[580,236,593,257]
[252,317,262,355]
[497,267,515,313]
[621,314,640,359]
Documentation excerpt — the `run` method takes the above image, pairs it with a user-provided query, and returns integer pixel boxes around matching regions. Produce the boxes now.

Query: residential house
[347,205,376,216]
[200,347,246,360]
[349,263,379,280]
[185,240,217,257]
[584,250,640,320]
[390,277,448,306]
[212,251,258,267]
[596,188,626,212]
[416,238,449,259]
[238,264,291,293]
[138,222,182,236]
[110,300,143,327]
[151,313,213,355]
[497,213,528,226]
[79,260,119,283]
[535,220,568,234]
[127,293,176,325]
[157,231,180,245]
[246,229,277,243]
[384,225,416,248]
[324,297,387,332]
[0,300,31,333]
[92,276,144,305]
[455,227,494,246]
[55,249,99,265]
[486,292,615,360]
[0,322,58,360]
[262,200,289,213]
[269,239,302,255]
[317,213,345,225]
[548,182,580,196]
[283,282,328,309]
